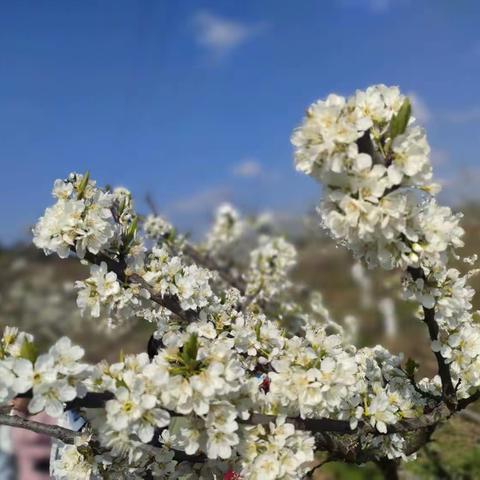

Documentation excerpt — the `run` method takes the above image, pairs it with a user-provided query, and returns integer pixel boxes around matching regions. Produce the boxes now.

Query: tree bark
[376,459,400,480]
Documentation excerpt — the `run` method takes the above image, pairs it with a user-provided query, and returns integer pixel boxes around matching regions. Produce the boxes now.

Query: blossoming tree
[1,85,479,480]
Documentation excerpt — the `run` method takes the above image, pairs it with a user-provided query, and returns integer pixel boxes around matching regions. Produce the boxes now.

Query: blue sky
[1,0,480,243]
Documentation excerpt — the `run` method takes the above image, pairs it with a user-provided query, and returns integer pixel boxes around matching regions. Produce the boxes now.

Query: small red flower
[224,470,241,480]
[260,375,270,394]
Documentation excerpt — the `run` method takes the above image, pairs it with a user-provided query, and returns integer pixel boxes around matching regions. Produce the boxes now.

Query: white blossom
[52,445,93,480]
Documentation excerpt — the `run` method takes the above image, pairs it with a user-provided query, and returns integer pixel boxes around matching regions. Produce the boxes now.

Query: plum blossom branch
[0,412,81,444]
[12,84,480,478]
[247,402,452,436]
[407,266,456,407]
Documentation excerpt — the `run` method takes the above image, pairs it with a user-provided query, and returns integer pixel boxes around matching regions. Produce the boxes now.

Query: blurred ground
[2,202,480,478]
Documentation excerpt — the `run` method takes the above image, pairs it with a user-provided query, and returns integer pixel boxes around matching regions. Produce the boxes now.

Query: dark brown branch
[10,391,114,411]
[356,129,384,165]
[11,391,450,443]
[84,244,244,323]
[67,392,114,409]
[407,374,442,403]
[0,413,80,444]
[247,402,451,436]
[407,267,456,407]
[423,305,456,407]
[375,458,400,480]
[0,392,467,470]
[458,389,480,410]
[246,413,353,433]
[0,411,207,466]
[129,272,199,322]
[313,421,436,466]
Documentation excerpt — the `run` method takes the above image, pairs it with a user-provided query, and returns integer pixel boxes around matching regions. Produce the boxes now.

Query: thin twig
[306,456,334,478]
[145,193,158,216]
[182,242,246,293]
[458,389,480,409]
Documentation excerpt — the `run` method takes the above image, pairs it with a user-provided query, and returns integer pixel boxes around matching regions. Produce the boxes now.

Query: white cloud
[339,0,397,13]
[232,159,262,178]
[192,11,266,58]
[168,186,231,215]
[408,91,431,124]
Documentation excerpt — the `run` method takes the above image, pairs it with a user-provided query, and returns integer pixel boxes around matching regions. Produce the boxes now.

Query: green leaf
[254,321,262,341]
[166,227,177,243]
[405,357,419,378]
[182,334,198,363]
[117,197,126,216]
[389,98,411,141]
[20,339,38,363]
[77,171,90,200]
[124,217,138,250]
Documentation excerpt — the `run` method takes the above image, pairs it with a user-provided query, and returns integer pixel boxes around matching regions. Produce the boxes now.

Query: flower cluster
[292,86,432,187]
[75,262,148,324]
[33,173,118,259]
[245,236,297,301]
[239,419,315,480]
[144,214,174,241]
[292,85,480,400]
[52,442,178,480]
[205,203,245,253]
[93,352,171,444]
[76,262,122,318]
[143,246,213,311]
[83,332,247,467]
[158,337,246,460]
[265,326,422,434]
[292,85,447,271]
[52,445,93,480]
[0,329,89,417]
